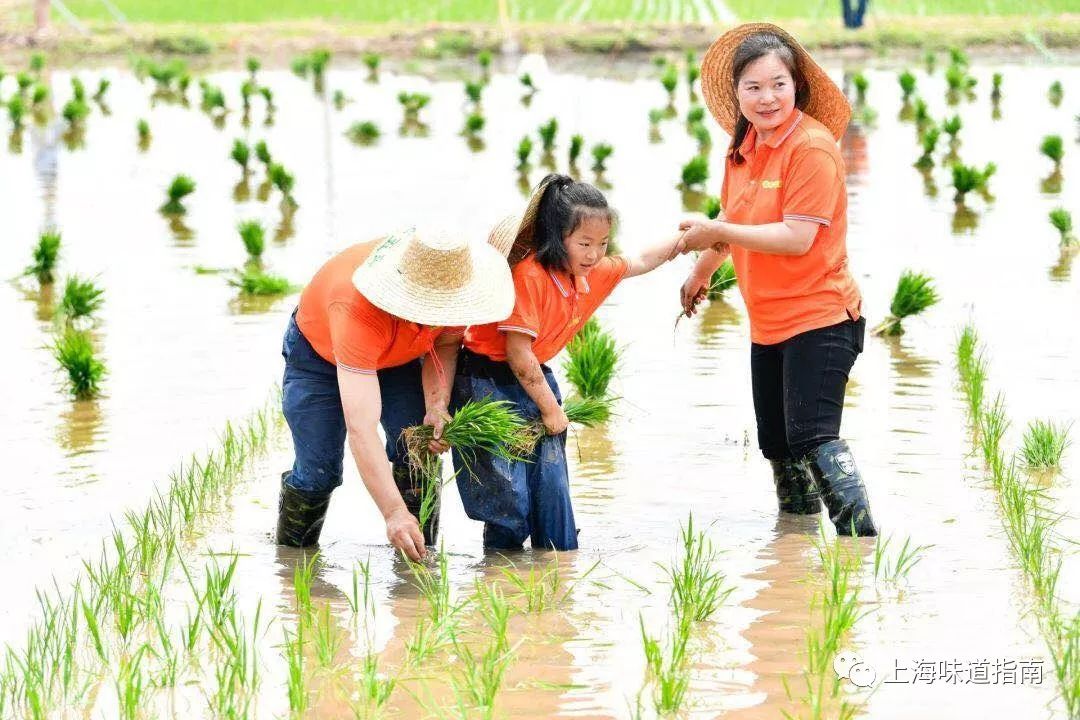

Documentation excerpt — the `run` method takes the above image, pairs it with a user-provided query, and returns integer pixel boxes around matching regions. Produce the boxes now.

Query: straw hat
[352,227,514,326]
[700,23,850,141]
[487,214,521,258]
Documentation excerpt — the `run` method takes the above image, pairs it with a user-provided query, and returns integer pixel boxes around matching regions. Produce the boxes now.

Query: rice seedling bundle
[681,155,709,188]
[463,112,485,135]
[230,268,293,296]
[942,114,962,139]
[1049,208,1076,246]
[92,78,109,102]
[254,140,272,166]
[7,94,25,128]
[160,174,195,214]
[230,138,250,171]
[591,143,613,172]
[1041,135,1064,166]
[30,83,48,105]
[53,328,105,399]
[991,72,1003,101]
[1049,80,1063,107]
[516,135,533,170]
[477,49,492,71]
[363,52,381,74]
[686,50,700,88]
[660,63,678,98]
[538,117,558,153]
[951,162,995,204]
[15,71,32,93]
[564,320,618,399]
[648,108,664,126]
[851,71,868,103]
[706,259,737,300]
[519,73,535,91]
[464,80,483,105]
[245,57,260,77]
[397,91,430,117]
[58,275,104,320]
[268,163,297,206]
[1021,420,1070,469]
[309,48,331,79]
[136,118,150,142]
[61,98,89,126]
[915,124,940,168]
[686,104,705,126]
[346,120,381,145]
[25,230,61,284]
[872,270,938,336]
[898,70,916,99]
[692,122,711,152]
[568,134,584,165]
[237,220,264,259]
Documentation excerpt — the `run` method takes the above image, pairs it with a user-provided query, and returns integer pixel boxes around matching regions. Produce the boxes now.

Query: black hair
[530,174,617,272]
[727,32,810,166]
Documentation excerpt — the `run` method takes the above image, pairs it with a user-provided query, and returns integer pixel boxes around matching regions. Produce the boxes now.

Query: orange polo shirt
[721,109,861,346]
[465,255,630,365]
[295,240,462,374]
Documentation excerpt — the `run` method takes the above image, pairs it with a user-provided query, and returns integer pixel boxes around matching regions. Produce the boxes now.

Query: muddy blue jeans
[450,350,578,551]
[281,311,425,495]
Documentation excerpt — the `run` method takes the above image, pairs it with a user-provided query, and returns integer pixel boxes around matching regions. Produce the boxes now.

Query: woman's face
[736,52,797,137]
[563,215,610,277]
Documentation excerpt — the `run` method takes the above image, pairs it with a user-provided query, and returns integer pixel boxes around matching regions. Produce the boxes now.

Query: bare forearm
[506,347,560,415]
[626,233,684,278]
[422,342,459,412]
[702,220,812,256]
[692,246,730,279]
[346,425,405,519]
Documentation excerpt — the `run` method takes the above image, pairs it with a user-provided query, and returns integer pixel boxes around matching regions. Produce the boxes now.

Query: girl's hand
[678,217,721,253]
[541,405,570,435]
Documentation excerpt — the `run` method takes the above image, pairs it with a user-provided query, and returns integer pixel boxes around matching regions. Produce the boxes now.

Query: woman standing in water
[679,24,877,536]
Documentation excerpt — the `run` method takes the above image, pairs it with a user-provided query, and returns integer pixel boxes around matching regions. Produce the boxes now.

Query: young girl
[450,174,686,551]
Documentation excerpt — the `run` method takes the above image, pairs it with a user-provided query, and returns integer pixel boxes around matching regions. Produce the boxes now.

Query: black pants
[750,317,865,462]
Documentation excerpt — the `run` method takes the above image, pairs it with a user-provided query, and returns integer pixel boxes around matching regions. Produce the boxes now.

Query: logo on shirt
[761,179,782,189]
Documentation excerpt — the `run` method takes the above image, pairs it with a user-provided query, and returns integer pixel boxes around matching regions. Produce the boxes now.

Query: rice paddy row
[954,324,1077,716]
[0,394,281,718]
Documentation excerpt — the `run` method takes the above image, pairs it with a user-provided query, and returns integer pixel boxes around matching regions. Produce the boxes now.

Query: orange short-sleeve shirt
[465,254,630,365]
[295,241,461,373]
[722,109,861,346]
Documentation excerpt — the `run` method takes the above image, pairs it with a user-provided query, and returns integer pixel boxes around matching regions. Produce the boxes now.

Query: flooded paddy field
[1,49,1078,718]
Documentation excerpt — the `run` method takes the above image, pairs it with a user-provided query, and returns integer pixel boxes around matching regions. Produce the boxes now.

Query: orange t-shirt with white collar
[465,254,630,365]
[721,109,862,346]
[295,241,463,374]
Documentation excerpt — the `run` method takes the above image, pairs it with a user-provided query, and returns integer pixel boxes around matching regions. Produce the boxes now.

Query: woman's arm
[421,332,461,453]
[680,217,820,256]
[504,332,568,435]
[337,370,427,561]
[623,232,688,278]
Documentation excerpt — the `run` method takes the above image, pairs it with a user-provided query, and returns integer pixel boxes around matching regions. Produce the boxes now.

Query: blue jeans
[281,312,425,495]
[450,351,578,551]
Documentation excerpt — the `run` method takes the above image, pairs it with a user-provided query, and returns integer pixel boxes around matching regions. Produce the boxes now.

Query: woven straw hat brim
[352,237,514,327]
[487,214,521,258]
[700,22,850,141]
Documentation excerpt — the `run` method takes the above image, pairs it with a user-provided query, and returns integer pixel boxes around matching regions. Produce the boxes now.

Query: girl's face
[736,52,797,139]
[563,215,611,277]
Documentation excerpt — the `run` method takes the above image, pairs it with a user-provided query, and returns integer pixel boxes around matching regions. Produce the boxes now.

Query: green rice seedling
[497,555,596,614]
[1021,420,1070,469]
[363,52,381,79]
[255,140,272,167]
[29,51,45,74]
[230,138,250,173]
[706,258,737,300]
[160,174,195,214]
[680,155,709,189]
[290,55,310,77]
[944,63,966,92]
[30,83,47,106]
[591,142,613,173]
[942,114,962,140]
[562,395,616,428]
[407,549,467,629]
[1041,134,1064,167]
[240,79,255,114]
[979,394,1009,476]
[691,122,711,153]
[1049,80,1063,107]
[115,644,147,720]
[872,270,938,337]
[25,230,60,284]
[474,580,511,654]
[332,89,350,110]
[354,652,396,712]
[956,325,987,423]
[660,63,678,100]
[7,94,26,129]
[648,107,664,127]
[519,72,536,92]
[464,79,484,106]
[58,275,104,321]
[569,134,584,167]
[703,195,722,220]
[686,104,705,127]
[268,162,297,207]
[230,267,293,296]
[538,117,558,153]
[640,611,692,716]
[92,78,109,103]
[450,633,515,718]
[259,85,275,112]
[53,328,104,399]
[991,72,1003,102]
[664,514,731,622]
[16,71,33,93]
[463,112,485,136]
[516,135,533,171]
[397,91,430,118]
[346,120,381,145]
[135,117,151,146]
[1049,208,1076,246]
[951,162,996,205]
[898,69,916,100]
[686,51,700,89]
[283,624,307,714]
[246,56,260,78]
[915,124,940,169]
[564,320,618,398]
[871,534,929,583]
[70,77,86,103]
[912,96,930,129]
[60,98,88,126]
[199,81,226,114]
[310,602,341,668]
[948,46,968,66]
[851,71,868,103]
[309,48,331,80]
[238,220,265,259]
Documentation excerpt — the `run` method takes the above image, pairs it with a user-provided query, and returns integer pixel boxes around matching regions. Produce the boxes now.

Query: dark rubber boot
[275,472,331,547]
[770,459,821,515]
[802,440,877,537]
[393,463,440,546]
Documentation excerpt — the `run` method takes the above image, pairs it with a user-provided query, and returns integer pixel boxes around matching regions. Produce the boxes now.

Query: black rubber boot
[802,440,877,537]
[275,472,331,547]
[770,459,821,515]
[393,463,440,546]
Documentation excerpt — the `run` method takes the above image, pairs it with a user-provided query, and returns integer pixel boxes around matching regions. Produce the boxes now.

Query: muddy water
[1,53,1078,717]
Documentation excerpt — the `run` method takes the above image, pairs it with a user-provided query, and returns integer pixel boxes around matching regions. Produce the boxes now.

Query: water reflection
[56,397,105,455]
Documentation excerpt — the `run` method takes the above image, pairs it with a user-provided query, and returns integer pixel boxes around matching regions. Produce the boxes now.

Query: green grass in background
[54,0,1077,24]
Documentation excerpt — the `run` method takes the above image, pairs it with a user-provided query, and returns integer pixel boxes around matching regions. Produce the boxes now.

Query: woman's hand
[680,272,710,317]
[541,405,570,435]
[679,216,724,253]
[423,406,451,454]
[385,506,426,561]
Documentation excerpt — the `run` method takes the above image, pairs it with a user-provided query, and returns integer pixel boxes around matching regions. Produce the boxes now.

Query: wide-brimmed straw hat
[352,227,514,326]
[487,214,521,258]
[700,23,850,141]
